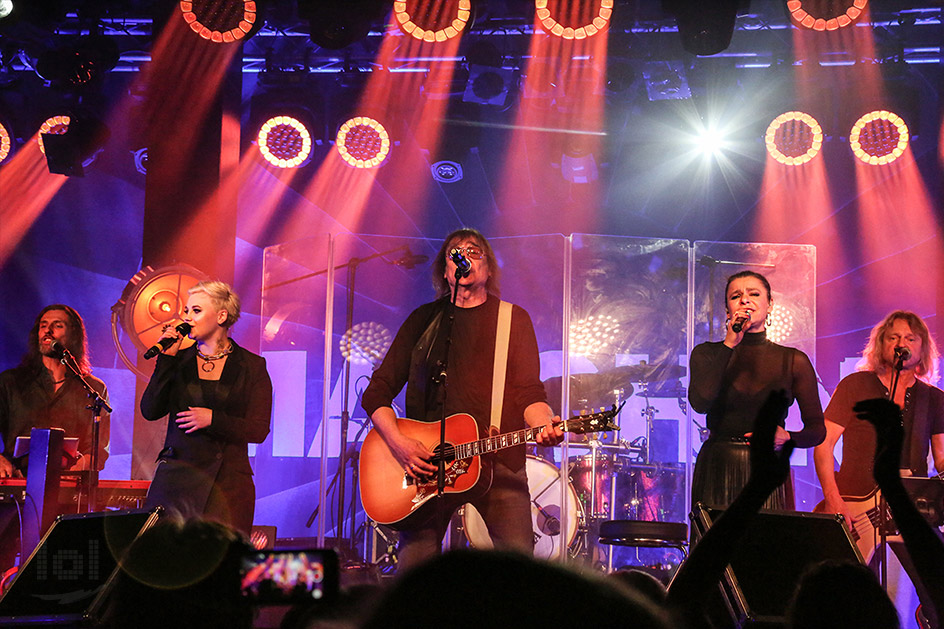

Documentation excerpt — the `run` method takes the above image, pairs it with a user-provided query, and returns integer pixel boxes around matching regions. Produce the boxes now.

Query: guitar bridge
[410,460,471,504]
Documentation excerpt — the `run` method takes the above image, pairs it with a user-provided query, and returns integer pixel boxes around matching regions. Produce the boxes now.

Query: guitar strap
[490,300,513,432]
[406,306,445,420]
[908,381,931,475]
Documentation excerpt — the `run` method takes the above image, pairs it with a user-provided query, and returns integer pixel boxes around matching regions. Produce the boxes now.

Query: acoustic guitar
[359,405,621,530]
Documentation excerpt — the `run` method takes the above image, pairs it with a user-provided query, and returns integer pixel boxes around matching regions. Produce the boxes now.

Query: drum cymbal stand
[638,380,658,465]
[587,387,628,521]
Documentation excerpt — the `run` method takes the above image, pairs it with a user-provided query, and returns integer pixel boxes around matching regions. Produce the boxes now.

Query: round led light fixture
[37,115,70,155]
[536,0,613,40]
[257,115,313,168]
[179,0,257,43]
[0,121,11,164]
[395,0,470,42]
[765,111,823,166]
[787,0,868,31]
[335,116,390,169]
[850,110,909,166]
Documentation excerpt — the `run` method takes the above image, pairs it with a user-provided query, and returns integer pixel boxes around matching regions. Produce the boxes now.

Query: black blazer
[141,340,272,531]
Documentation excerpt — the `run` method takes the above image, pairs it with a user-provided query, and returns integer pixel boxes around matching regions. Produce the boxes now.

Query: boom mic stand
[292,245,422,554]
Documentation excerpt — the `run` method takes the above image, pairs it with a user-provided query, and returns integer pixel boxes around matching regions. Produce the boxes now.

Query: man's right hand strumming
[370,407,436,480]
[823,494,855,533]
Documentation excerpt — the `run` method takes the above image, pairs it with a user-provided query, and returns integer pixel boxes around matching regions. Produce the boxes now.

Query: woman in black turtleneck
[689,271,825,510]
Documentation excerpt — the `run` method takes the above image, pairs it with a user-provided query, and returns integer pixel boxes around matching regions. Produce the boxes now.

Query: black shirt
[0,364,110,471]
[689,331,825,447]
[827,371,944,497]
[362,294,548,470]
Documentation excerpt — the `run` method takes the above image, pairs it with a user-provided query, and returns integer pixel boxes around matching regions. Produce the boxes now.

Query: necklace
[197,343,233,372]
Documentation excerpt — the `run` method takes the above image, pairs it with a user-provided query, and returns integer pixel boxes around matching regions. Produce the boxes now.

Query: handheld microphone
[894,346,912,362]
[731,312,750,333]
[449,249,471,278]
[144,322,192,359]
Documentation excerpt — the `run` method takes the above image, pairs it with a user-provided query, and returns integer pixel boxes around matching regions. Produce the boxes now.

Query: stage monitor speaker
[0,508,160,626]
[691,504,863,628]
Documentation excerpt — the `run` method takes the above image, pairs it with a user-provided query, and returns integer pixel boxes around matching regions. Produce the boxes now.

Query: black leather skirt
[691,438,794,511]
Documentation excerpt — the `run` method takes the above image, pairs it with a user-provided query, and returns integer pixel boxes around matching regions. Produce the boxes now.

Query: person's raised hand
[853,397,903,485]
[748,389,795,494]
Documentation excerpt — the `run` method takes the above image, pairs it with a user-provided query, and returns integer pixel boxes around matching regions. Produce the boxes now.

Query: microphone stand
[879,351,908,589]
[59,349,112,512]
[429,265,465,551]
[292,245,417,552]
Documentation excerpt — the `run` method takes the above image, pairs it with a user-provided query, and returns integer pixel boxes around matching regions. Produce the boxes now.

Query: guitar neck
[448,418,588,462]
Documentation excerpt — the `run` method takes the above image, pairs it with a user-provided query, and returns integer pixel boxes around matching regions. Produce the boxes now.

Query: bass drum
[461,455,582,559]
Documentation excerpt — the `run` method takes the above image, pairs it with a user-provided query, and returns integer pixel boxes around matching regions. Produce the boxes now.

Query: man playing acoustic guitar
[361,228,564,570]
[814,310,944,627]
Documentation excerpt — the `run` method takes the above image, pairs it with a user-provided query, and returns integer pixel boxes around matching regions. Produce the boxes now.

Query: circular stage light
[850,110,909,166]
[37,115,70,155]
[111,264,209,377]
[395,0,470,42]
[766,304,794,344]
[569,314,620,356]
[765,111,823,166]
[535,0,613,40]
[340,321,392,367]
[179,0,257,43]
[0,121,11,164]
[335,116,390,169]
[257,116,313,168]
[787,0,868,31]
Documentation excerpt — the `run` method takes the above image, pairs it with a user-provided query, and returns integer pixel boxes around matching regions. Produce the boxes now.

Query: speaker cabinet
[691,504,863,628]
[0,508,160,626]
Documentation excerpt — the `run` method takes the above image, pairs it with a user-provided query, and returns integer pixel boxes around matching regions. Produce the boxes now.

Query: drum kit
[460,363,688,564]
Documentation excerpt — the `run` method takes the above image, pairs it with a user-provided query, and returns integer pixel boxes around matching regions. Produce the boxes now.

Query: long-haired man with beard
[0,304,110,477]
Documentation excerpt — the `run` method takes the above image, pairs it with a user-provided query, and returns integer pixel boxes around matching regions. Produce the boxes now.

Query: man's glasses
[450,246,484,260]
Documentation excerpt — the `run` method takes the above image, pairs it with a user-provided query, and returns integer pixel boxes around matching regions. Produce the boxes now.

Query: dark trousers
[397,460,532,571]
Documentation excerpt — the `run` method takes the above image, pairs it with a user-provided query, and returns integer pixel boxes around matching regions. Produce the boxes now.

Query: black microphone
[144,322,192,359]
[731,312,750,333]
[50,340,70,359]
[449,249,471,278]
[895,346,912,362]
[392,251,429,269]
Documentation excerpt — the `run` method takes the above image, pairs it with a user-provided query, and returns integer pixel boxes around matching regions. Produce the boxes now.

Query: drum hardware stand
[585,387,628,519]
[298,245,412,548]
[638,380,659,465]
[366,520,399,575]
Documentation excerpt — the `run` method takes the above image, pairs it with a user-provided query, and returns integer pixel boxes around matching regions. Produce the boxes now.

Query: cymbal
[543,370,634,417]
[543,364,686,414]
[605,363,686,382]
[544,372,634,399]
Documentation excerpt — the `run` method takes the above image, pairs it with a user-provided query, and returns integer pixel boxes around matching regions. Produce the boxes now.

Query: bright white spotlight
[0,0,13,20]
[695,128,725,155]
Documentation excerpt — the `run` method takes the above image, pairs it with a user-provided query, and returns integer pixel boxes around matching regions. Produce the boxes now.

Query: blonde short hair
[189,280,241,329]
